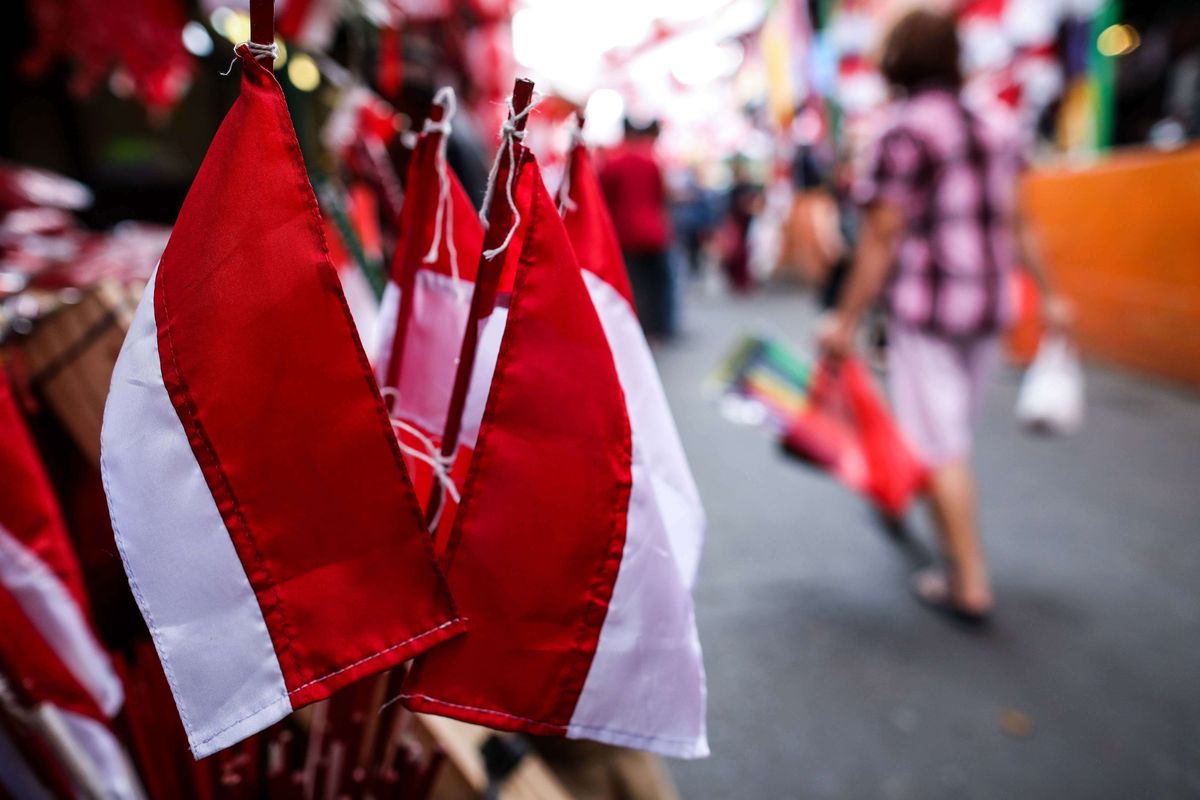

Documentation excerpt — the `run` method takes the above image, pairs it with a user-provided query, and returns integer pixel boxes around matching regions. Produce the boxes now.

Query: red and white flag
[374,88,495,535]
[0,375,138,797]
[100,43,463,759]
[0,374,121,721]
[558,133,706,589]
[0,584,140,799]
[401,124,708,758]
[275,0,340,50]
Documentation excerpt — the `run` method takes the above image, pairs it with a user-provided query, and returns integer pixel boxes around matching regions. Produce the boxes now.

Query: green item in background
[1091,0,1120,151]
[708,334,813,430]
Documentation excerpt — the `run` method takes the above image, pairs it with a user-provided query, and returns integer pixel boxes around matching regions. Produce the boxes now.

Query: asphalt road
[659,287,1200,800]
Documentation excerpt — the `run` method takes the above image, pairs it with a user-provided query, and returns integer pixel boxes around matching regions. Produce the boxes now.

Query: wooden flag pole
[425,78,535,532]
[250,0,276,58]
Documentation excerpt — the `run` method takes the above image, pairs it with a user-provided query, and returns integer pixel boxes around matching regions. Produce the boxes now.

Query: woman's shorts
[886,324,1001,467]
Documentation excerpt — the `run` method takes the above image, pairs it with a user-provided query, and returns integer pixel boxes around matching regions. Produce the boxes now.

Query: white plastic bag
[1016,334,1085,434]
[747,209,782,283]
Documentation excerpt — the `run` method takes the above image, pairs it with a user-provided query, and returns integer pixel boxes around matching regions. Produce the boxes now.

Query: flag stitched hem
[189,617,466,755]
[287,616,465,697]
[400,692,707,755]
[399,692,567,737]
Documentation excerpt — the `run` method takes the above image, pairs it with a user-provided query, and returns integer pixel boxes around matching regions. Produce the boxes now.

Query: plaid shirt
[855,88,1025,337]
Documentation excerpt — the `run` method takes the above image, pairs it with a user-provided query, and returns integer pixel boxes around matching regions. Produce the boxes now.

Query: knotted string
[479,92,543,262]
[220,40,279,76]
[557,113,585,215]
[380,388,460,533]
[421,87,466,302]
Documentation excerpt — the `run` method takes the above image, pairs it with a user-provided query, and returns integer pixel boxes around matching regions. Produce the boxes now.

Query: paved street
[659,287,1200,799]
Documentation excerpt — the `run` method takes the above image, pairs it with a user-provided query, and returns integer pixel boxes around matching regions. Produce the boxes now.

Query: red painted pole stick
[249,0,275,68]
[250,0,275,44]
[424,78,535,533]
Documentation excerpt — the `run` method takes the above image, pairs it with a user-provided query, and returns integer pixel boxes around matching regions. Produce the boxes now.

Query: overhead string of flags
[99,0,708,763]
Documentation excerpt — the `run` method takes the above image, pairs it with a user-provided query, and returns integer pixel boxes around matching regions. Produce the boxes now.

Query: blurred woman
[818,9,1069,624]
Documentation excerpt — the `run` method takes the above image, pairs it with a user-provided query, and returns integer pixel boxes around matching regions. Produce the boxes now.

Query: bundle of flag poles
[0,0,711,793]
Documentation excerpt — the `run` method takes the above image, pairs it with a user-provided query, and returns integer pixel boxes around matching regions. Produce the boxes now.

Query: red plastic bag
[781,357,927,516]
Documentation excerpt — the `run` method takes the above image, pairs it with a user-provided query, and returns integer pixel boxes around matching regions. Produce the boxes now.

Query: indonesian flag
[0,374,121,719]
[374,93,489,536]
[401,148,708,759]
[558,137,706,590]
[100,45,464,759]
[0,375,136,797]
[0,585,140,799]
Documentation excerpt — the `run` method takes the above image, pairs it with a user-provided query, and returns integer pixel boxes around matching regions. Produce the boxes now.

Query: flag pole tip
[249,0,275,46]
[512,78,536,127]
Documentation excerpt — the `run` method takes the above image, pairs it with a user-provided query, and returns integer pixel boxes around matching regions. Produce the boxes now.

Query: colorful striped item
[708,335,813,430]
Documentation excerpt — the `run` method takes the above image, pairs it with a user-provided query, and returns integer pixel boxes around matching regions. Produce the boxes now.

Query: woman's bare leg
[924,458,993,613]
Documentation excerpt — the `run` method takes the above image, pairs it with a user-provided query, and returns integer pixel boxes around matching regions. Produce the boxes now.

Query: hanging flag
[0,373,136,798]
[760,0,813,129]
[0,373,136,796]
[0,583,141,799]
[374,87,489,535]
[558,132,706,590]
[22,0,195,111]
[100,41,464,759]
[0,379,122,719]
[401,107,708,758]
[275,0,341,51]
[0,374,121,716]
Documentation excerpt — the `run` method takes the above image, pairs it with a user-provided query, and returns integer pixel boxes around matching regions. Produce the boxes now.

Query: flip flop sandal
[873,509,912,542]
[911,568,992,630]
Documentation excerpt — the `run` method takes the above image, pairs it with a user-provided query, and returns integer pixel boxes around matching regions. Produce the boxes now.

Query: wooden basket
[20,279,142,466]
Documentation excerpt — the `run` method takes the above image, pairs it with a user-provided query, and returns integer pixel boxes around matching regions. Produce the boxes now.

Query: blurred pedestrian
[720,155,762,293]
[817,9,1070,624]
[599,118,675,338]
[784,145,852,308]
[670,165,718,278]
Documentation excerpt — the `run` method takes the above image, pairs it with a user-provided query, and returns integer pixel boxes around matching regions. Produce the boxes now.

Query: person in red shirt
[599,119,674,338]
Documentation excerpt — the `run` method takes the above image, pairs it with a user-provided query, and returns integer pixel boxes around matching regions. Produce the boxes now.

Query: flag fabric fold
[559,139,707,590]
[401,150,708,759]
[100,46,463,759]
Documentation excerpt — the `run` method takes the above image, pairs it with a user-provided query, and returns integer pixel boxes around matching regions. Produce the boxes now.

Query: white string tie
[479,92,543,262]
[421,86,456,137]
[421,87,466,302]
[220,40,279,75]
[381,389,460,532]
[557,113,585,215]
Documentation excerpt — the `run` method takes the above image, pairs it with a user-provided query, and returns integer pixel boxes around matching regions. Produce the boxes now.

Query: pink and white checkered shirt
[855,87,1027,337]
